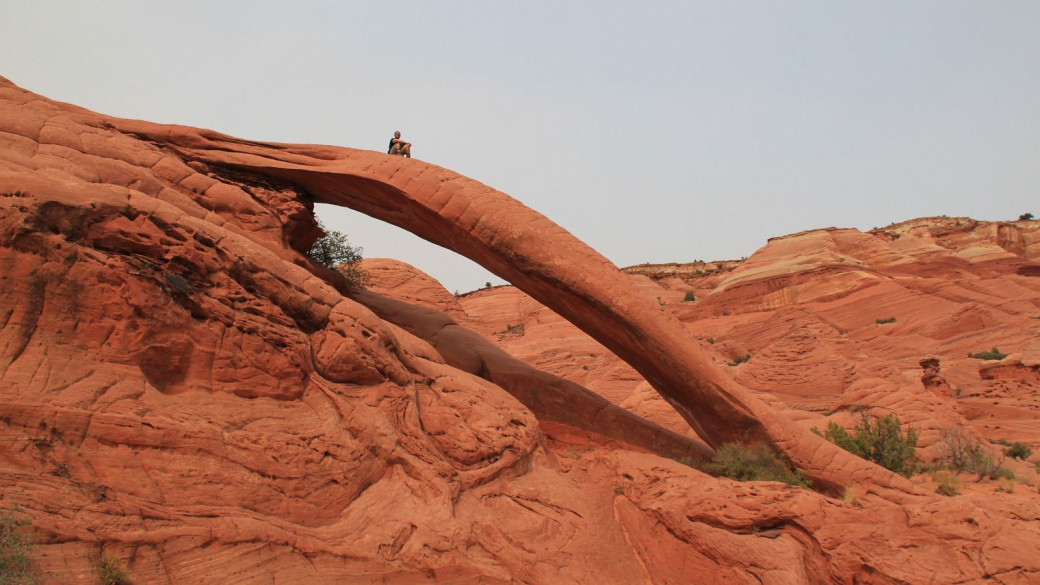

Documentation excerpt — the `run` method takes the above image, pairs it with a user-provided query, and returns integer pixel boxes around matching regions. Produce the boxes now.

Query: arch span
[117,121,919,500]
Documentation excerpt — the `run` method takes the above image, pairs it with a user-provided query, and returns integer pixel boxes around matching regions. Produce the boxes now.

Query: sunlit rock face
[2,77,1039,583]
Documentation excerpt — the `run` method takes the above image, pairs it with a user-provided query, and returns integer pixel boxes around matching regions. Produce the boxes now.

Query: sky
[2,2,1038,293]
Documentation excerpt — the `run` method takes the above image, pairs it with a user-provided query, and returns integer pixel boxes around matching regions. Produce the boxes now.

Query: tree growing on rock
[307,220,370,289]
[813,413,919,477]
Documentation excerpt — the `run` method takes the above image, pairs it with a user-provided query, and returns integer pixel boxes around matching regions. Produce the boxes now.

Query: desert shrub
[968,347,1007,361]
[1019,213,1034,221]
[991,466,1016,480]
[813,413,918,477]
[841,486,859,506]
[504,323,525,336]
[707,443,810,488]
[706,337,715,344]
[875,317,897,325]
[307,220,369,289]
[97,551,131,585]
[0,508,35,584]
[933,471,961,496]
[1003,442,1033,461]
[937,428,1012,479]
[730,353,751,366]
[683,291,696,302]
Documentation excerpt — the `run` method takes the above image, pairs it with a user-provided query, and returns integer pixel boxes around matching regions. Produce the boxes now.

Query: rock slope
[1,77,1039,583]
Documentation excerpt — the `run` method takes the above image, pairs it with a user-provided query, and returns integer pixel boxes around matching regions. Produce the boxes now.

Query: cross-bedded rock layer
[2,77,1039,583]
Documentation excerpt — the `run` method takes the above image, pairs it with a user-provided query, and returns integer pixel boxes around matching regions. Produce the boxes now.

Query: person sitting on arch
[387,131,411,158]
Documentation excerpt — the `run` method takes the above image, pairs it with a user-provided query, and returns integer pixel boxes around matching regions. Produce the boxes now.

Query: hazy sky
[3,2,1038,292]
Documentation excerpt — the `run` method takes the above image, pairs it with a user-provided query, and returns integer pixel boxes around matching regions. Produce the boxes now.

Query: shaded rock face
[1,77,1040,583]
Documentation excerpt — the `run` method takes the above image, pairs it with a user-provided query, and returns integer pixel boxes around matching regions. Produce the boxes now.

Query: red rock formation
[98,108,916,500]
[355,262,711,463]
[3,77,1040,583]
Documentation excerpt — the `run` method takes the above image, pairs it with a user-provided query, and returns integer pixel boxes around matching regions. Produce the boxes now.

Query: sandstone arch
[108,120,920,500]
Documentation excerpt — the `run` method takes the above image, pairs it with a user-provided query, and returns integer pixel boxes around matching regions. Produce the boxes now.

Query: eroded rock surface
[2,77,1040,583]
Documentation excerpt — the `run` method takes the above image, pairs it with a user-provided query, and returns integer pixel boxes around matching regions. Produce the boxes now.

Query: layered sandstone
[1,77,1039,583]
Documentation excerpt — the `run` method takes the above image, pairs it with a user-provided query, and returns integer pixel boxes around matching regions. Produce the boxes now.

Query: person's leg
[403,143,411,158]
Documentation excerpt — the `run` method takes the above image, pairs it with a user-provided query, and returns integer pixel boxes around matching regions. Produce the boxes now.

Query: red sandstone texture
[1,76,1039,583]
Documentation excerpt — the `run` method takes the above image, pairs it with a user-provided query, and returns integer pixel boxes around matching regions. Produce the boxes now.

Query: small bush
[683,291,696,302]
[991,466,1016,481]
[1004,442,1033,461]
[307,220,369,289]
[673,456,696,468]
[968,347,1007,360]
[97,551,131,585]
[875,317,897,325]
[813,413,918,477]
[1019,213,1034,221]
[933,471,961,496]
[937,428,1011,479]
[0,508,35,584]
[841,486,859,506]
[730,353,751,366]
[707,443,810,488]
[706,337,715,344]
[613,486,624,496]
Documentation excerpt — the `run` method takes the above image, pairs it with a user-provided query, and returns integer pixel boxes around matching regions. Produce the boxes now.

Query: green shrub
[730,353,751,366]
[990,466,1016,481]
[937,428,1012,479]
[0,508,35,584]
[1003,442,1033,460]
[307,220,369,289]
[1019,213,1034,221]
[97,551,131,585]
[707,443,810,488]
[683,291,696,302]
[813,413,918,477]
[875,317,896,325]
[968,347,1007,360]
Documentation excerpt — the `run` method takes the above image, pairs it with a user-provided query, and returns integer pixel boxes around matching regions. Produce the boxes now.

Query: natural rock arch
[113,120,920,501]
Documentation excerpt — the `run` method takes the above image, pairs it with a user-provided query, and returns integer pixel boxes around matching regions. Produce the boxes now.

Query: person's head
[394,131,401,138]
